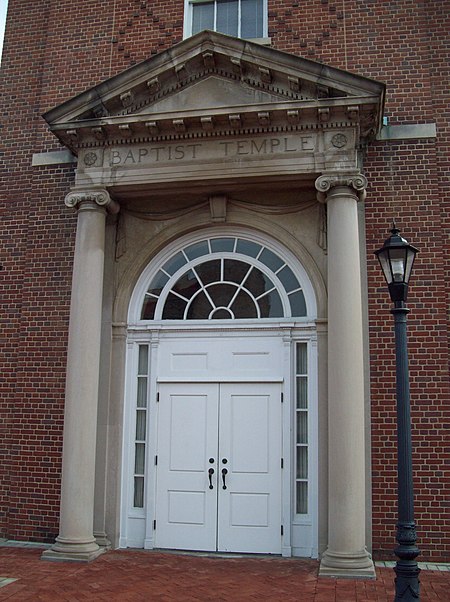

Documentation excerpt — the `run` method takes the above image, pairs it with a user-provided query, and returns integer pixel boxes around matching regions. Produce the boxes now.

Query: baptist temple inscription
[106,134,320,167]
[75,131,355,185]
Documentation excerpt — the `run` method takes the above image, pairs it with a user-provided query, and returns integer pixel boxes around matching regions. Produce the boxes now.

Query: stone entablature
[76,129,358,187]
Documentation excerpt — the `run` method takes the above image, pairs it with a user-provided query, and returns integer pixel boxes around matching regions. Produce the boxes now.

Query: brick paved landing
[0,548,448,601]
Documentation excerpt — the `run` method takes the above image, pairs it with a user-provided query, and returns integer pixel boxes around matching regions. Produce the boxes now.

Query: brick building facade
[0,0,448,573]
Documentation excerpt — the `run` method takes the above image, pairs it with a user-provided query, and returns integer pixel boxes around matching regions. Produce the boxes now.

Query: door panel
[218,383,282,553]
[228,391,270,473]
[168,392,209,472]
[154,384,219,551]
[155,382,281,554]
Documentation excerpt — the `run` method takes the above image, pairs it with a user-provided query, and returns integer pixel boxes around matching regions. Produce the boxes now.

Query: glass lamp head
[375,225,418,304]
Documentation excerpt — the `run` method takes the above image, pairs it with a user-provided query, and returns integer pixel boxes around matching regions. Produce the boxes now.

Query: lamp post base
[394,560,420,601]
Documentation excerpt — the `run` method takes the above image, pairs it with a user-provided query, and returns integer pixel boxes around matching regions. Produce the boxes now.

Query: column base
[319,548,376,579]
[94,531,112,549]
[41,536,106,563]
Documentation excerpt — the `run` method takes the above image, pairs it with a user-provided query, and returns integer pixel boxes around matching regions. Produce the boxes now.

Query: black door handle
[221,468,228,489]
[208,468,214,489]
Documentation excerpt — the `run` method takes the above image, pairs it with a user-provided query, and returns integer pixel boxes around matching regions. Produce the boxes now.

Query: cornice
[53,103,376,151]
[43,31,385,154]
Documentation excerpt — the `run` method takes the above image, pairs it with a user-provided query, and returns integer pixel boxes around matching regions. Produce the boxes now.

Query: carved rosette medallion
[65,189,120,214]
[331,133,348,148]
[83,152,98,167]
[315,173,368,203]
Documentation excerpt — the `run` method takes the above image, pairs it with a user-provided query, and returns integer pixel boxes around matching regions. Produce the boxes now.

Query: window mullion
[226,265,253,309]
[169,289,190,302]
[202,285,217,312]
[191,266,216,310]
[255,286,277,301]
[238,0,241,38]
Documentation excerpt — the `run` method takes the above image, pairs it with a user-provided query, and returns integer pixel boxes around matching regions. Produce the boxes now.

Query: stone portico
[41,31,384,577]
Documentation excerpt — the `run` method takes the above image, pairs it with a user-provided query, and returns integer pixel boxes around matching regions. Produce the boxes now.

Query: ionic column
[43,189,119,562]
[315,174,375,578]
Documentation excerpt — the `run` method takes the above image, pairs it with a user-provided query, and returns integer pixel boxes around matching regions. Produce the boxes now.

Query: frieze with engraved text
[104,134,321,167]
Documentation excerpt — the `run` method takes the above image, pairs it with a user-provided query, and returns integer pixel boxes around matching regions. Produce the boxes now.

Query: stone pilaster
[42,189,119,562]
[315,173,375,578]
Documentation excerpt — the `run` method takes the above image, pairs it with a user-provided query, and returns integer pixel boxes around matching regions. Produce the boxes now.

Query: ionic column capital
[65,188,120,214]
[315,173,368,203]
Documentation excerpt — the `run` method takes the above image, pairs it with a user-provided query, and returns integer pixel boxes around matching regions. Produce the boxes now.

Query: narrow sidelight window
[295,342,308,514]
[133,345,149,508]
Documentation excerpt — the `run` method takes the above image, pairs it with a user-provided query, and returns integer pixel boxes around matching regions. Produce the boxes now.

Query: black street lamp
[375,225,420,601]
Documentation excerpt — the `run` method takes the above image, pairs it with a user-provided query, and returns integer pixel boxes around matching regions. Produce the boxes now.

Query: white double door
[154,381,282,554]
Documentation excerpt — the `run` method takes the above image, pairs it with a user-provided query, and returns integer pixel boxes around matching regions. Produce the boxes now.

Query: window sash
[141,237,307,321]
[188,0,266,39]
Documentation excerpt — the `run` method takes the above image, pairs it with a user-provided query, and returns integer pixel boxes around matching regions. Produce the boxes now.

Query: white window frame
[183,0,269,41]
[129,229,317,326]
[290,335,318,558]
[140,238,310,322]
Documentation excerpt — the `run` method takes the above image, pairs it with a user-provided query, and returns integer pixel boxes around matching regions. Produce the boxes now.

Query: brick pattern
[0,0,448,560]
[365,139,449,561]
[1,548,450,601]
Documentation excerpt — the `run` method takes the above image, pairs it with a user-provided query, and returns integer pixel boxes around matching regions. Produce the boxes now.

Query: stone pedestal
[42,189,119,563]
[315,174,375,578]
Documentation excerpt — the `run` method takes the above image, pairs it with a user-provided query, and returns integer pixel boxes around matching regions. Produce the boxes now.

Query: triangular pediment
[44,30,385,151]
[136,75,291,114]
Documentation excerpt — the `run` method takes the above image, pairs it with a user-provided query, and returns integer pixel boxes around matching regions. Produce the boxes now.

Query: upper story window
[185,0,267,40]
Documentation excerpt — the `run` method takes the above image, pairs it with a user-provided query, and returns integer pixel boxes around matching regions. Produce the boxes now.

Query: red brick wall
[1,0,448,559]
[364,138,449,560]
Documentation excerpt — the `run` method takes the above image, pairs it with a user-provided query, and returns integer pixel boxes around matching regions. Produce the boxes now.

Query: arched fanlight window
[141,237,308,320]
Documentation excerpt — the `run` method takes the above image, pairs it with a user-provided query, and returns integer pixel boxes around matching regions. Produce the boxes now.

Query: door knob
[221,467,228,489]
[208,467,215,490]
